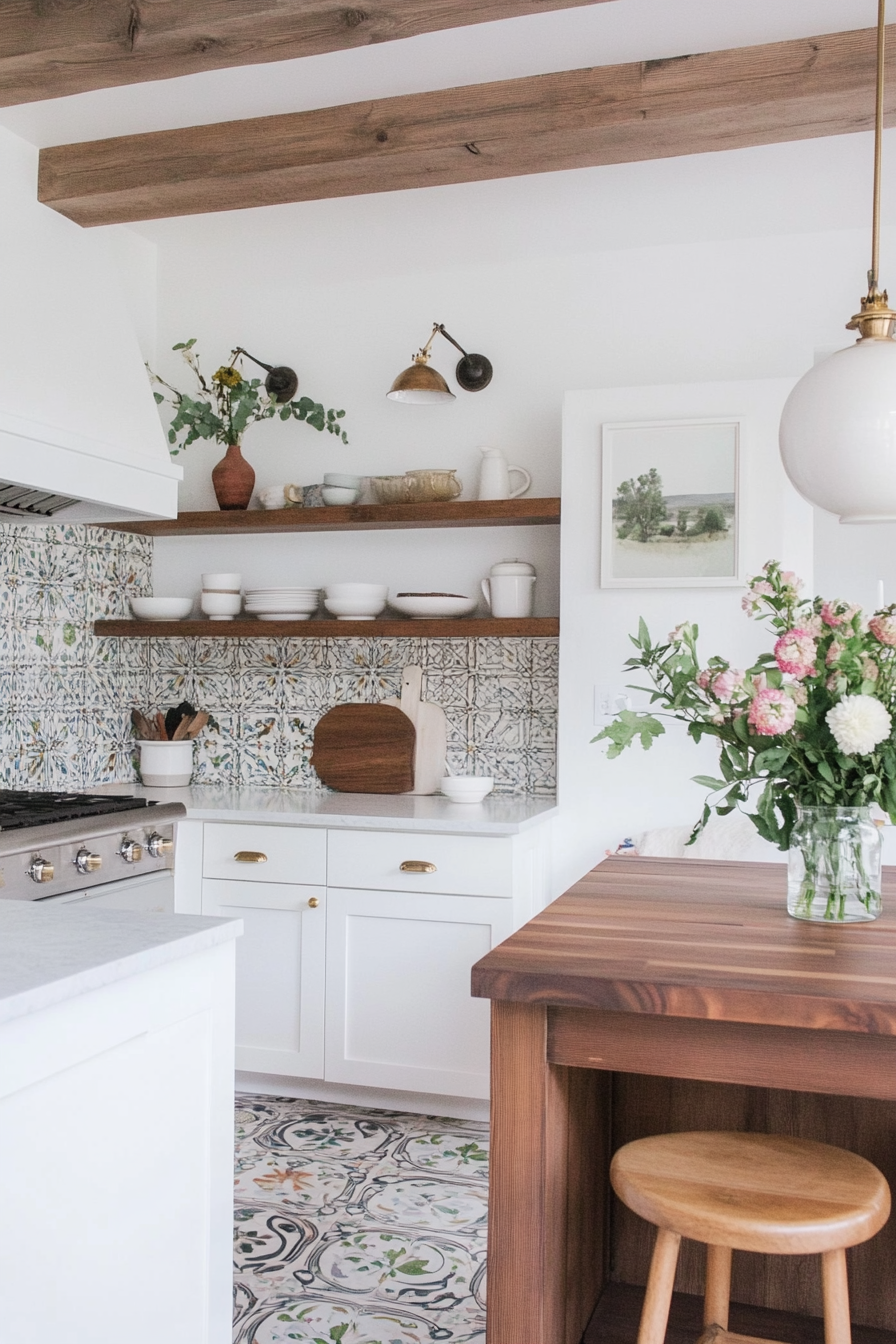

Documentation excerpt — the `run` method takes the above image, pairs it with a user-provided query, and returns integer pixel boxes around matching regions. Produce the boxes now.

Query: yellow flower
[212,365,242,388]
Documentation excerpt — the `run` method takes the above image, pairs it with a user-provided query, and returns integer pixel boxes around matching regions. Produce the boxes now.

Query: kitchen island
[0,901,240,1344]
[472,856,896,1344]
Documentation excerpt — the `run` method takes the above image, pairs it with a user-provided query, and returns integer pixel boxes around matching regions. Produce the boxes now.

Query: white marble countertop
[0,902,240,1027]
[109,784,558,835]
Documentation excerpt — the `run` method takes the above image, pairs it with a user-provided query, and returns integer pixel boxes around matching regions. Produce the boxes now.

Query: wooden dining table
[471,856,896,1344]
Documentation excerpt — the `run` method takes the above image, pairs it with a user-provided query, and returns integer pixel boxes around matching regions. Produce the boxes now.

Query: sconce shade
[780,339,896,521]
[387,362,456,403]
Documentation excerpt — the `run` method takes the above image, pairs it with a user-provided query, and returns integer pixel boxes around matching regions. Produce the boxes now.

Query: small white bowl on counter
[130,597,193,621]
[390,592,477,619]
[440,775,494,803]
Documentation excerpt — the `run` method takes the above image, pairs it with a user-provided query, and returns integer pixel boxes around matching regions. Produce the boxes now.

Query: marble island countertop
[103,783,557,834]
[0,902,240,1026]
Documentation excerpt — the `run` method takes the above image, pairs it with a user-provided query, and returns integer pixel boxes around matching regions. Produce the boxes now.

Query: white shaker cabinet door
[325,887,513,1098]
[202,878,325,1079]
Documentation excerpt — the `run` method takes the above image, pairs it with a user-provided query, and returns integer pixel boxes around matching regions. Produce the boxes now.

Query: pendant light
[780,0,896,522]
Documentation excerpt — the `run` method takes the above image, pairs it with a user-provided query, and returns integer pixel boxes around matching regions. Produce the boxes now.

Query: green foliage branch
[147,338,348,455]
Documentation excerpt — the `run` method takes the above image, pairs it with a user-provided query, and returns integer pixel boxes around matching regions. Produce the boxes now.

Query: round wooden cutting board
[311,703,416,793]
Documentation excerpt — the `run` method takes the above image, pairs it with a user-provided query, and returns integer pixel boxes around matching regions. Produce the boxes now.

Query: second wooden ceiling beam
[38,25,892,227]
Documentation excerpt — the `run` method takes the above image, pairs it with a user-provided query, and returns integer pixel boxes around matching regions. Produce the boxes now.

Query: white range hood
[0,126,180,521]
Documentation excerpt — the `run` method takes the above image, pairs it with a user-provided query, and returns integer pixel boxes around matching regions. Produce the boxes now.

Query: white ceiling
[0,0,877,148]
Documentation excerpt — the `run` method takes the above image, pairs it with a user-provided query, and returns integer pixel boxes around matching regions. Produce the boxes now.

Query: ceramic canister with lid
[481,559,537,617]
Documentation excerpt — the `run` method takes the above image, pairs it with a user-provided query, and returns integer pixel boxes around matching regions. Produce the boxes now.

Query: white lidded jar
[481,559,536,617]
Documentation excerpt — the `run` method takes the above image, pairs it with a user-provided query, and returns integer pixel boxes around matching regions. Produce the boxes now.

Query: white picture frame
[600,417,741,588]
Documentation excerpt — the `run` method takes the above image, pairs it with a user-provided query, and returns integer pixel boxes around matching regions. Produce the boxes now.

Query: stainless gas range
[0,791,187,909]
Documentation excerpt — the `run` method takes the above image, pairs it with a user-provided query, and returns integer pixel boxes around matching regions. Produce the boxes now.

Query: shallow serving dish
[390,592,477,619]
[440,776,495,803]
[130,596,193,621]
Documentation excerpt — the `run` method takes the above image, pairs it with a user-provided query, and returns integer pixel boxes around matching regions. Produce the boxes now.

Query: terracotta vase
[211,442,255,510]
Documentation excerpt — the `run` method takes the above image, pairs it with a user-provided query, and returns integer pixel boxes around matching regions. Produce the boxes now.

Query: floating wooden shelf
[104,497,560,537]
[94,617,559,639]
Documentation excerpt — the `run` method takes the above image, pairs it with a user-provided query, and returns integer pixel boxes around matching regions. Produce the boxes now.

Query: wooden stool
[610,1131,890,1344]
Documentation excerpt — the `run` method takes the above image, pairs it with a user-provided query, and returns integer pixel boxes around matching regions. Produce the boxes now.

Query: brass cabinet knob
[119,840,143,864]
[307,896,320,908]
[234,851,267,863]
[28,856,54,883]
[400,860,437,874]
[74,848,102,874]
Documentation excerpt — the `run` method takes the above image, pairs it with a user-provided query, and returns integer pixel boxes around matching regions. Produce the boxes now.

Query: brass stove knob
[119,839,144,864]
[28,856,55,884]
[75,848,102,874]
[147,832,174,859]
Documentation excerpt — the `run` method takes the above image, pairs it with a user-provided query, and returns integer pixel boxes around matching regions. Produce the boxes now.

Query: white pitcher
[478,447,532,500]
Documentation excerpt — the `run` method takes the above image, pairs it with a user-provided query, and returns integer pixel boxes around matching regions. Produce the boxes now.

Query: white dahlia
[825,694,892,756]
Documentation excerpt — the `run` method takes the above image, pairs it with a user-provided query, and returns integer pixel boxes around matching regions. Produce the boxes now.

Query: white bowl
[323,595,386,620]
[322,485,361,505]
[389,592,477,619]
[201,572,241,592]
[440,776,494,803]
[324,473,362,489]
[201,591,242,620]
[130,597,193,621]
[324,583,388,600]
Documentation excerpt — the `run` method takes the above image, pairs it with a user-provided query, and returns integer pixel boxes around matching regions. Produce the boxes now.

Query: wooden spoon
[185,711,209,738]
[131,708,156,740]
[155,711,168,741]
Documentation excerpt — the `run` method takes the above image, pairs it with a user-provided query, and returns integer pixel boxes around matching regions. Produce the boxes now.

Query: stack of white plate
[244,587,320,621]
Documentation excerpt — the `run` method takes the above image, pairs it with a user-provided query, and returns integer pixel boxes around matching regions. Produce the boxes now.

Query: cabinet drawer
[202,823,326,886]
[327,829,512,897]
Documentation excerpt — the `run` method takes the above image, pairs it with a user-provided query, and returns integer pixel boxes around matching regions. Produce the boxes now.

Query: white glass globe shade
[780,338,896,521]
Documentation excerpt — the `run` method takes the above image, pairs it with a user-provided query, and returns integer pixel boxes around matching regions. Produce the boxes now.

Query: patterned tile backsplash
[0,521,152,790]
[0,523,557,796]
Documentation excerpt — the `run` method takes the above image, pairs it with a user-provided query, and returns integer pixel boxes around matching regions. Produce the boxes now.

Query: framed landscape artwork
[600,417,741,588]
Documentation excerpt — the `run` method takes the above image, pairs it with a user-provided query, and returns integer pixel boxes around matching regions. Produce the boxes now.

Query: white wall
[555,381,813,896]
[137,129,896,855]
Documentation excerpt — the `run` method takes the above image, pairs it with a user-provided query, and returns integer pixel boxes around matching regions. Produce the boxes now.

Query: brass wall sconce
[387,323,493,403]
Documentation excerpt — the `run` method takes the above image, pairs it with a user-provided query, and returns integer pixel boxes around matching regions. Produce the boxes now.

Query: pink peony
[710,668,745,701]
[821,601,844,628]
[780,570,802,590]
[748,687,797,736]
[802,614,824,637]
[696,669,712,690]
[869,613,896,647]
[774,629,817,679]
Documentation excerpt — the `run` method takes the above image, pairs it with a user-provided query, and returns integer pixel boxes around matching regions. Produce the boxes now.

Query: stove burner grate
[0,791,154,831]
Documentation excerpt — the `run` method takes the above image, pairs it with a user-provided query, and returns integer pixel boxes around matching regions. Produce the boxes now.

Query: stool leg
[704,1245,732,1330]
[821,1248,852,1344]
[637,1227,682,1344]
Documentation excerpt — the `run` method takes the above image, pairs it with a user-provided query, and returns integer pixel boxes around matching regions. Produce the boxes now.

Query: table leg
[487,1000,609,1344]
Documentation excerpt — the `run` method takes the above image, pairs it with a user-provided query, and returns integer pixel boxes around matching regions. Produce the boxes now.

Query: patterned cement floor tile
[234,1095,488,1344]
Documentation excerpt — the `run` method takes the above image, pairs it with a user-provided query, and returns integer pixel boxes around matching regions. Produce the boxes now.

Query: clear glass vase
[787,806,882,922]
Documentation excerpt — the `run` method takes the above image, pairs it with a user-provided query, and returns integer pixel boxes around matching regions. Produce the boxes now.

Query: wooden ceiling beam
[38,24,893,228]
[0,0,605,108]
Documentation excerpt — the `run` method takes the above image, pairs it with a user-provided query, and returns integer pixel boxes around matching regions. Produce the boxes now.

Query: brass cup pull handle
[234,850,267,863]
[308,896,320,909]
[400,860,437,874]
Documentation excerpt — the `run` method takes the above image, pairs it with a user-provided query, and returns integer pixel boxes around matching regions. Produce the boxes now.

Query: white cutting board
[385,665,447,795]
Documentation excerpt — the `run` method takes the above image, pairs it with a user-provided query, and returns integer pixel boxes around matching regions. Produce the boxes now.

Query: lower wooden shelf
[94,617,560,638]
